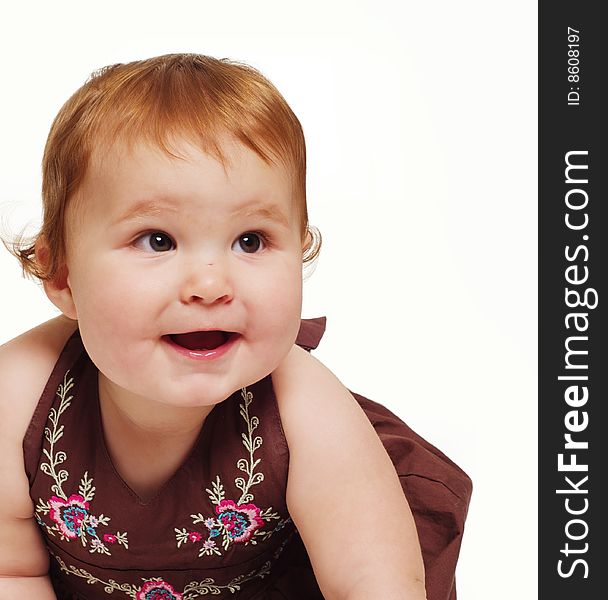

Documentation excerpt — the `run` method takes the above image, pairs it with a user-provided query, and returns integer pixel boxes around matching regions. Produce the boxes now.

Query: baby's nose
[180,263,233,305]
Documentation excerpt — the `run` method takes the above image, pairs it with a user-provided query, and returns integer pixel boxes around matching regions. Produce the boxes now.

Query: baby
[0,54,470,600]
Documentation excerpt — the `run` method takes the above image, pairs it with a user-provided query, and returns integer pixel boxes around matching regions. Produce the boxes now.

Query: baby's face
[61,137,304,408]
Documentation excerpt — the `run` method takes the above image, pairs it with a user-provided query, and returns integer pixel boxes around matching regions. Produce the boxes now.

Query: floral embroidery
[175,388,290,557]
[136,580,182,600]
[35,372,129,555]
[48,494,90,539]
[187,531,202,542]
[216,499,264,542]
[51,544,284,598]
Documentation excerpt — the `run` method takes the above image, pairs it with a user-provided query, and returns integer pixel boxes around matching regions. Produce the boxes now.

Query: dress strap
[295,317,326,351]
[22,330,87,485]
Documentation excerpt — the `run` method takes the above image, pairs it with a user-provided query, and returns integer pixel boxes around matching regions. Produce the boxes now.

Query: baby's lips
[169,331,231,351]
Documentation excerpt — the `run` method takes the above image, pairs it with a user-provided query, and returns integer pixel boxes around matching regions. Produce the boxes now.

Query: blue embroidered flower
[215,500,264,543]
[49,495,90,539]
[136,580,182,600]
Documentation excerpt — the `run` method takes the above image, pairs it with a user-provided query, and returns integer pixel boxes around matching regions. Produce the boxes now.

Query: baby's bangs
[82,55,302,171]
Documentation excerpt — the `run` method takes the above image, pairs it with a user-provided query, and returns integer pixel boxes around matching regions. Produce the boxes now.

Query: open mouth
[167,331,237,351]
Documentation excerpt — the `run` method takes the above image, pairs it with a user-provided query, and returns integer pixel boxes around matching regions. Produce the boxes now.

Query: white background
[0,2,537,598]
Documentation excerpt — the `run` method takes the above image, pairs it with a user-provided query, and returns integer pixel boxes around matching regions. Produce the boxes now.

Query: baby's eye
[232,232,265,254]
[135,232,175,253]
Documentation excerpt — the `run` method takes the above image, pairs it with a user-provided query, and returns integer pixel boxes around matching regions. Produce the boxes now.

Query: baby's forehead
[88,132,289,179]
[74,135,297,221]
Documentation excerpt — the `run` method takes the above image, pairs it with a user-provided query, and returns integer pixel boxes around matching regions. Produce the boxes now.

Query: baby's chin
[144,376,245,408]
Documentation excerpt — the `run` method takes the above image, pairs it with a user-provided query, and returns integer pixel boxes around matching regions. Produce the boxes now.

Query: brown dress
[24,318,472,600]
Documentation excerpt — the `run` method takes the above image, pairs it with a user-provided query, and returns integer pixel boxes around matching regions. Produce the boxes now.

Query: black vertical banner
[539,2,607,598]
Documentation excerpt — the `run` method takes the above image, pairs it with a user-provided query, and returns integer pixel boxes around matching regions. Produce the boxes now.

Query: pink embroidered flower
[215,499,264,542]
[136,580,182,600]
[203,539,216,549]
[103,534,117,544]
[48,494,90,539]
[188,531,202,542]
[203,517,216,529]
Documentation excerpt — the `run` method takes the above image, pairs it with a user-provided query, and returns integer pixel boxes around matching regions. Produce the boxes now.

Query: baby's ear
[302,227,313,255]
[301,225,321,262]
[35,237,78,320]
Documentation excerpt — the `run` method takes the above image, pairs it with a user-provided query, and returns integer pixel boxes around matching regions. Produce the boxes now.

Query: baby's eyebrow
[114,200,180,224]
[231,204,291,229]
[113,199,291,229]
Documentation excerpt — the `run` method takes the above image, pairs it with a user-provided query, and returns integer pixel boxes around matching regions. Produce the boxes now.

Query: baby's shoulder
[271,344,360,438]
[272,344,337,393]
[0,316,78,440]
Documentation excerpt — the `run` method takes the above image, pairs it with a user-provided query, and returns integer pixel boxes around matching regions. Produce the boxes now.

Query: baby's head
[17,53,318,282]
[15,53,321,407]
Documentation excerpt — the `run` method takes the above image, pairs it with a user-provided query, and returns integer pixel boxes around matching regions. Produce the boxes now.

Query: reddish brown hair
[12,53,320,281]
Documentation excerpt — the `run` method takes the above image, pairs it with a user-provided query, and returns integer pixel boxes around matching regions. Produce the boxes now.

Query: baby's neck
[98,372,213,436]
[97,373,213,502]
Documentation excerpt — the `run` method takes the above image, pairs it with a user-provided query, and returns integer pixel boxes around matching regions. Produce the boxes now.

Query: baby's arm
[0,317,76,599]
[273,345,427,600]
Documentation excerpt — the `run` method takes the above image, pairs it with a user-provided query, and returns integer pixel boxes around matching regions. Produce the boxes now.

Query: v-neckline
[93,374,220,506]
